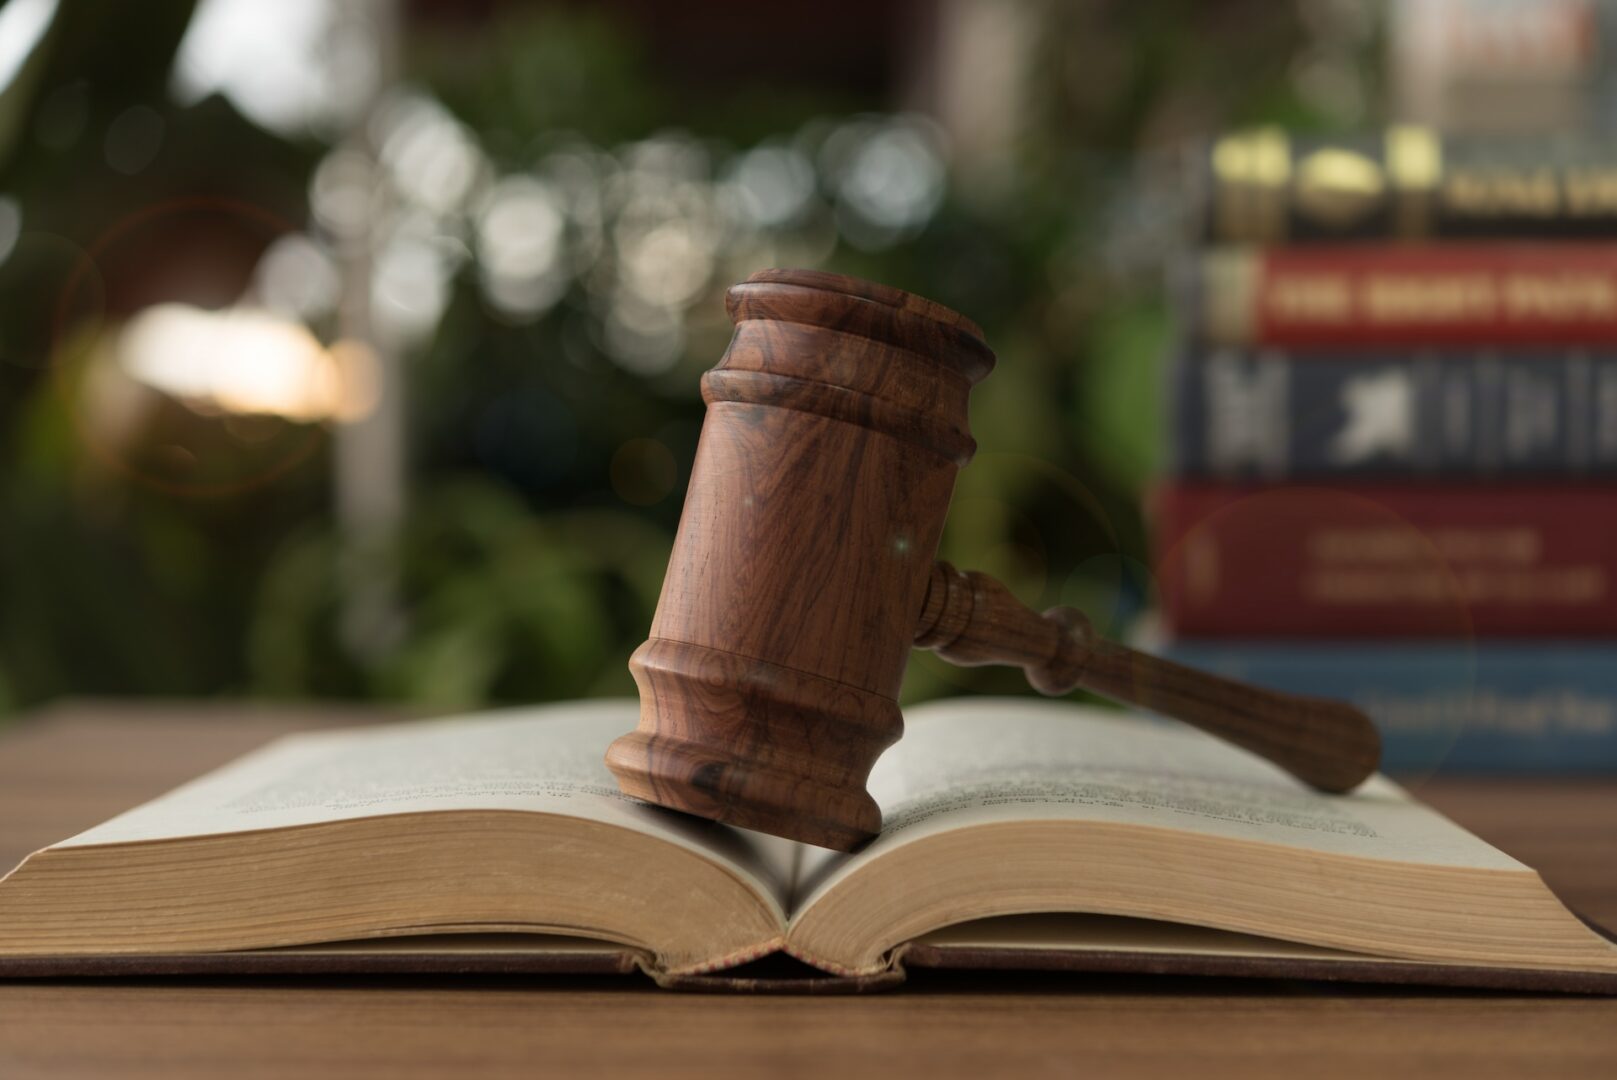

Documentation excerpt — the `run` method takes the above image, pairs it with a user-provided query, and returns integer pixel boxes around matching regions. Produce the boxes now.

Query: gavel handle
[914,562,1381,793]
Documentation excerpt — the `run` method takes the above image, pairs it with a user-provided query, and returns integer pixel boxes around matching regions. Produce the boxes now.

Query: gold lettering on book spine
[1442,169,1560,216]
[1212,128,1289,242]
[1305,567,1606,605]
[1565,169,1617,216]
[1293,148,1385,229]
[1268,274,1353,323]
[1503,273,1617,319]
[1301,525,1606,607]
[1362,273,1496,322]
[1386,125,1440,239]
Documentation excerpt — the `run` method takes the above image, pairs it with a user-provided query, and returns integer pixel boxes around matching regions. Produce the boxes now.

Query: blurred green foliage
[252,479,668,707]
[0,0,1377,721]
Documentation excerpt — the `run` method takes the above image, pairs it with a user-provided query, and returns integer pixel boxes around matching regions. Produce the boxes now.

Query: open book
[2,698,1615,991]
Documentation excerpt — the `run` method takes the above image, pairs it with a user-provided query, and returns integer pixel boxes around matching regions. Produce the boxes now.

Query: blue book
[1171,348,1617,478]
[1159,641,1617,773]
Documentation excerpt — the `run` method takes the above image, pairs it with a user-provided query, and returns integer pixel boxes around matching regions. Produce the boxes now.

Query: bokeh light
[171,0,364,136]
[476,175,568,320]
[254,233,341,323]
[117,304,350,422]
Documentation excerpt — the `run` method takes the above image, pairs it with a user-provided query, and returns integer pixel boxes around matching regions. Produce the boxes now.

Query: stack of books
[1153,126,1617,773]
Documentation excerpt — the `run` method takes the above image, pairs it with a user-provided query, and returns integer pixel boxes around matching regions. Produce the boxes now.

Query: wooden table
[1,700,1614,1080]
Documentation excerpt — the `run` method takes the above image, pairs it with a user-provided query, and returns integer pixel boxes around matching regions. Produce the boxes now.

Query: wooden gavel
[606,269,1380,850]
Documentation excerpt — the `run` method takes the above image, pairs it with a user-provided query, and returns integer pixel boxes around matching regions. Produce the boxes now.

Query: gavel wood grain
[606,268,1382,851]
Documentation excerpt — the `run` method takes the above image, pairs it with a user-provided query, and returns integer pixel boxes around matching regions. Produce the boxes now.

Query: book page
[796,697,1525,910]
[915,913,1363,960]
[55,700,794,916]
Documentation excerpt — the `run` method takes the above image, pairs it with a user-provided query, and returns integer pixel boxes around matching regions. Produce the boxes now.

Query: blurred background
[1,0,1612,773]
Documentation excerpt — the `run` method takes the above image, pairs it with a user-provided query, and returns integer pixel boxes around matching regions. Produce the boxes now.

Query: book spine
[1152,483,1617,637]
[1198,245,1617,347]
[1201,126,1617,244]
[1157,642,1617,772]
[1171,348,1617,479]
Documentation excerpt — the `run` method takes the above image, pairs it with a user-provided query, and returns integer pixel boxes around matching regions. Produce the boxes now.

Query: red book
[1153,483,1617,638]
[1196,245,1617,348]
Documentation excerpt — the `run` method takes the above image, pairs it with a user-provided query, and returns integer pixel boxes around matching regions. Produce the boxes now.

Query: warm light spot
[117,304,356,422]
[326,338,382,422]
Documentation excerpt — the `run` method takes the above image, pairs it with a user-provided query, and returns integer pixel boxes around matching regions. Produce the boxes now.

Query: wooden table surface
[1,700,1614,1080]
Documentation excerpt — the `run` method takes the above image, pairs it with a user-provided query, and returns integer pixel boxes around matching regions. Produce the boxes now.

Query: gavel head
[605,269,995,850]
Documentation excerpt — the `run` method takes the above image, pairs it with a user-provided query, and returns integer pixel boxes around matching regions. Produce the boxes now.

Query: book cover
[1157,641,1617,773]
[1170,347,1617,478]
[1153,482,1617,637]
[1194,245,1617,348]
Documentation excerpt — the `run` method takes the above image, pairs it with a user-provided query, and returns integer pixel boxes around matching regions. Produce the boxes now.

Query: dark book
[1153,482,1617,638]
[1190,245,1617,348]
[1198,127,1617,244]
[1170,347,1617,479]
